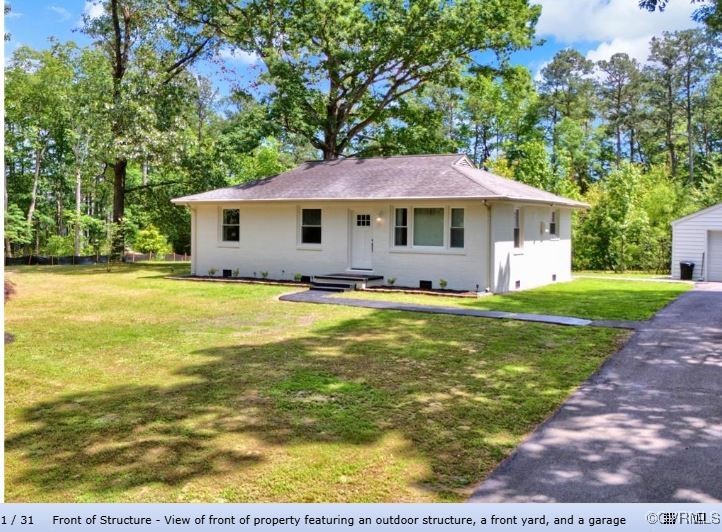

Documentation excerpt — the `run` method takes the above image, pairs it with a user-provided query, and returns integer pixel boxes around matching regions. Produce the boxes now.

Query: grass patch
[5,264,626,502]
[574,270,676,280]
[336,278,690,321]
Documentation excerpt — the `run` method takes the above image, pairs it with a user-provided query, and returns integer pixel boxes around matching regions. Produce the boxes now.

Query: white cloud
[535,0,700,44]
[83,1,105,20]
[535,0,702,64]
[218,47,259,64]
[586,35,653,63]
[49,6,72,22]
[532,59,550,82]
[6,10,22,18]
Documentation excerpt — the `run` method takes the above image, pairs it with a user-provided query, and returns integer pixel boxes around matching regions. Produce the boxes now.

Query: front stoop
[310,273,384,292]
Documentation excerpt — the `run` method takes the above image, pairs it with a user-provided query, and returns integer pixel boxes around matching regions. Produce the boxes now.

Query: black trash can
[680,261,695,280]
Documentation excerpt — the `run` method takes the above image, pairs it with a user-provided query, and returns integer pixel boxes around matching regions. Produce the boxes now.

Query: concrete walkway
[280,289,640,329]
[470,283,722,502]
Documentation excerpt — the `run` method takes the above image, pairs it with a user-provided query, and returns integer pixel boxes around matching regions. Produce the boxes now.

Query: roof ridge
[301,153,463,163]
[448,156,505,196]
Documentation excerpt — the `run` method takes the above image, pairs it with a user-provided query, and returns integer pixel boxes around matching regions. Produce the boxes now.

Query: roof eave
[171,195,588,208]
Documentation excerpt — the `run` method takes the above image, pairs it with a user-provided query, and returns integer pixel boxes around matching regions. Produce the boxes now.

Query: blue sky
[4,0,701,94]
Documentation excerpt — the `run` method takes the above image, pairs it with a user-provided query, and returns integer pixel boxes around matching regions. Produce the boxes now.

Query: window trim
[513,207,524,250]
[219,207,241,247]
[298,207,323,247]
[393,207,408,247]
[389,204,466,253]
[549,208,560,239]
[450,208,465,249]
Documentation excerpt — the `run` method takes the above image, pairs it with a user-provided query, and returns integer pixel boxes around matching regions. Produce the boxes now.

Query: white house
[172,154,587,292]
[671,202,722,281]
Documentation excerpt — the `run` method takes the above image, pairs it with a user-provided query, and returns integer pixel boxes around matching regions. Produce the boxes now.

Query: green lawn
[334,278,690,321]
[574,270,675,280]
[5,265,626,502]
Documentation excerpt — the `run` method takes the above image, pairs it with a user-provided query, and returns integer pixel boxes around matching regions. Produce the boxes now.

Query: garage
[671,202,722,281]
[709,231,722,282]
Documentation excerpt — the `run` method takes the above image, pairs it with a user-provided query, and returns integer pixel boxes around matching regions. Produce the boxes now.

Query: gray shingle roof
[172,154,587,207]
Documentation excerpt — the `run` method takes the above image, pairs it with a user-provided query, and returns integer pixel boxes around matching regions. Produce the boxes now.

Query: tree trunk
[686,70,694,185]
[113,158,127,224]
[27,145,44,224]
[74,166,82,256]
[57,195,65,236]
[4,166,11,257]
[616,125,622,164]
[665,79,677,177]
[472,124,481,166]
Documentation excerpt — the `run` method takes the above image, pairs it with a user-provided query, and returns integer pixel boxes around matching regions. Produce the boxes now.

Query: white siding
[671,203,722,280]
[189,199,573,293]
[489,203,572,292]
[192,200,488,291]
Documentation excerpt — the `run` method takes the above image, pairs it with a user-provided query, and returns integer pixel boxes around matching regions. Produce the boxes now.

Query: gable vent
[455,156,474,168]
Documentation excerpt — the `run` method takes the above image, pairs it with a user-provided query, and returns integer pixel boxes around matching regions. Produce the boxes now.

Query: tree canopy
[4,1,722,273]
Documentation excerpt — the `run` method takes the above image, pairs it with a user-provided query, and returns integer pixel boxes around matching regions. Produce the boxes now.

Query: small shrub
[135,224,172,259]
[208,267,218,276]
[261,271,269,279]
[387,277,396,285]
[232,268,240,277]
[439,279,448,289]
[294,273,302,282]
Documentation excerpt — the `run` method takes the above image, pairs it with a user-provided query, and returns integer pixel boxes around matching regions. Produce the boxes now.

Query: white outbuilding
[671,202,722,281]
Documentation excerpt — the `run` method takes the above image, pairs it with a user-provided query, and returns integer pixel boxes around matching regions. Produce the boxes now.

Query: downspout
[191,206,197,276]
[485,201,493,292]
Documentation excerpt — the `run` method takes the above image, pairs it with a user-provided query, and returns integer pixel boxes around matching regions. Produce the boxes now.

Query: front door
[351,211,373,270]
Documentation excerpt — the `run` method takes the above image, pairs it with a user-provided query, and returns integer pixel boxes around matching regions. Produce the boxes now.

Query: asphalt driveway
[470,283,722,503]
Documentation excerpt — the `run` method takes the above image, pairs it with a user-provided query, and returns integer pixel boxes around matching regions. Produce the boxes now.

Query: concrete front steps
[310,273,384,292]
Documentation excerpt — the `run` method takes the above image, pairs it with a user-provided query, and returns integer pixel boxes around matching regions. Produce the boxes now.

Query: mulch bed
[360,285,483,298]
[166,275,310,288]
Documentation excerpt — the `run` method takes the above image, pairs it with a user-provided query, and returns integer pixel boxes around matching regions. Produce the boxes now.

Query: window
[450,208,464,248]
[550,210,558,237]
[356,214,371,227]
[513,208,523,249]
[222,208,240,242]
[394,208,408,246]
[413,208,444,247]
[301,208,322,244]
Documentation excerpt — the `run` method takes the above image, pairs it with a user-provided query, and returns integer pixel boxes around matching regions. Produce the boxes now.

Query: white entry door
[351,211,373,270]
[708,231,722,282]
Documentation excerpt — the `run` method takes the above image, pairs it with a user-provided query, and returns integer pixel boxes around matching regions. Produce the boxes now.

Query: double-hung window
[301,208,322,244]
[513,208,523,249]
[549,209,558,237]
[222,208,240,242]
[450,208,464,248]
[394,208,408,246]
